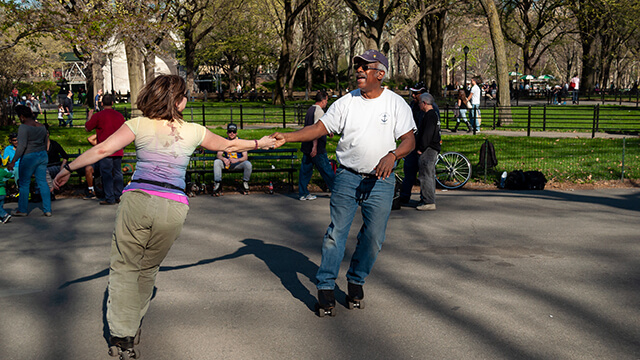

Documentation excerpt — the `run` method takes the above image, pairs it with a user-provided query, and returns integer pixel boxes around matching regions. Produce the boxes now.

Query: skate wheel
[108,346,119,357]
[359,299,365,310]
[316,303,326,317]
[134,328,141,345]
[347,301,354,310]
[329,308,336,317]
[130,348,140,359]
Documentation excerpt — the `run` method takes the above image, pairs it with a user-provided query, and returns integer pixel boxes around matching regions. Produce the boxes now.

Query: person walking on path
[454,89,472,132]
[6,105,51,217]
[271,50,416,316]
[570,74,580,104]
[53,75,277,358]
[415,93,441,211]
[398,82,426,204]
[467,77,482,132]
[63,90,74,127]
[298,90,335,201]
[85,94,126,205]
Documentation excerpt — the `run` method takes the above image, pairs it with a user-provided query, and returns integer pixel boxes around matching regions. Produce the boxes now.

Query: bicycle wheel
[435,152,471,190]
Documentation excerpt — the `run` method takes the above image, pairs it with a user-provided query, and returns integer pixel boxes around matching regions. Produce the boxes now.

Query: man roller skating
[316,289,336,317]
[271,50,415,317]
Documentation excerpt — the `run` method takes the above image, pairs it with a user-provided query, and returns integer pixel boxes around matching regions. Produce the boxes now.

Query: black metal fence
[440,104,640,137]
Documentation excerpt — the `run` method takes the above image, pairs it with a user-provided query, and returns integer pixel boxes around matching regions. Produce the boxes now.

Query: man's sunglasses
[353,64,382,72]
[227,130,237,133]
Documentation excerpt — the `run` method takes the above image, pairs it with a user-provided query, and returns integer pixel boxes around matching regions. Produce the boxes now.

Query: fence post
[621,137,626,181]
[527,105,532,136]
[230,106,233,123]
[43,110,47,125]
[263,105,266,123]
[591,104,599,138]
[493,104,496,129]
[202,104,205,126]
[445,104,449,130]
[483,139,488,182]
[282,105,286,128]
[542,104,547,131]
[240,104,243,129]
[189,106,193,122]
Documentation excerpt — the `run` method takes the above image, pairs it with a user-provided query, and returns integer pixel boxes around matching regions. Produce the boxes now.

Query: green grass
[2,125,637,187]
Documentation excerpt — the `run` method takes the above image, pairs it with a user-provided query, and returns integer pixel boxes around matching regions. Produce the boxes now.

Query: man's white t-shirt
[470,85,481,105]
[319,88,415,174]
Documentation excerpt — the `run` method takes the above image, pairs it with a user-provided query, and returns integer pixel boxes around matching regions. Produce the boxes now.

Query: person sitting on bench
[212,123,252,195]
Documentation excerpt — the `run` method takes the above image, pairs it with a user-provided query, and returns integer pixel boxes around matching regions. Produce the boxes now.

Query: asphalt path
[1,188,639,359]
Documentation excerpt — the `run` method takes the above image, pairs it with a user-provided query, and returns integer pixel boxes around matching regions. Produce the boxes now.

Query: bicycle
[435,151,471,189]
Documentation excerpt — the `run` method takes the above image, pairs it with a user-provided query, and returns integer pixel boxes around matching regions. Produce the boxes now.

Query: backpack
[523,171,547,190]
[478,140,498,169]
[505,170,547,190]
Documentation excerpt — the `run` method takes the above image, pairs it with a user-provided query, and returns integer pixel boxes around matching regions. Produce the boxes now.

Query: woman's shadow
[62,238,337,344]
[161,238,332,311]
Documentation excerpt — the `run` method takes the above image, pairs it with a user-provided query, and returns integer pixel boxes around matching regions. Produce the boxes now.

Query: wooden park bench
[186,148,298,192]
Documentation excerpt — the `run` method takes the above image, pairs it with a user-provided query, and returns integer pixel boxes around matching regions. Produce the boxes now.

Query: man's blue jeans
[316,168,395,290]
[471,105,481,131]
[213,159,252,182]
[18,151,50,213]
[298,153,335,197]
[65,112,73,127]
[99,156,124,203]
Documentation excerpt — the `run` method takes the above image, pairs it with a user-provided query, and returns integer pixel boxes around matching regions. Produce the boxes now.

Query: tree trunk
[426,11,446,96]
[91,52,105,105]
[274,36,291,105]
[184,27,197,96]
[144,51,156,83]
[479,0,512,124]
[124,38,145,117]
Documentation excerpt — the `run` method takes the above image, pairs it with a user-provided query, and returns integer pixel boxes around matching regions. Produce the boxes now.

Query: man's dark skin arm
[271,121,329,145]
[373,130,415,179]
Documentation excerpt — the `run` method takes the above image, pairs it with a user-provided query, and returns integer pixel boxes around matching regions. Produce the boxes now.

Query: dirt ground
[464,178,639,191]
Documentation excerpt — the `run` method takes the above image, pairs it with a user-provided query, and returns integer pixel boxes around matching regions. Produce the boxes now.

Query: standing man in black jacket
[415,93,441,211]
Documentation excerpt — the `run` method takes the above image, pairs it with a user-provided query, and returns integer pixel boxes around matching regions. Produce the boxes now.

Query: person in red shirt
[85,94,126,205]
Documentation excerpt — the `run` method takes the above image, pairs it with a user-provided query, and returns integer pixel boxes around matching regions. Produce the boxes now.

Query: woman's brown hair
[136,75,186,121]
[457,89,467,103]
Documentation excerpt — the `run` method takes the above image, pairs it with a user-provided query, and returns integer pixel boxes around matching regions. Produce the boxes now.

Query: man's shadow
[162,239,333,311]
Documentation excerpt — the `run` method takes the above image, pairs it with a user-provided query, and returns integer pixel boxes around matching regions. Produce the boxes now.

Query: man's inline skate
[316,289,336,317]
[108,329,141,359]
[346,283,365,310]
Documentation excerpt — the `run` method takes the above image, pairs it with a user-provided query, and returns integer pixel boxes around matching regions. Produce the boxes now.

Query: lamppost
[451,57,456,88]
[445,63,449,87]
[515,62,519,106]
[463,46,469,90]
[108,53,114,96]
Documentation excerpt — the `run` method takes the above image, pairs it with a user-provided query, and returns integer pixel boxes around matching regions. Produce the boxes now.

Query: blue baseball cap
[353,50,389,70]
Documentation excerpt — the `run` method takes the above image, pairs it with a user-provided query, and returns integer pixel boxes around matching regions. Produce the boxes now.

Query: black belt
[131,179,184,191]
[339,166,378,179]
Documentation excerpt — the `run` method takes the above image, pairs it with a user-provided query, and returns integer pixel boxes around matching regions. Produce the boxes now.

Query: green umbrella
[509,71,523,76]
[537,74,555,80]
[520,74,535,80]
